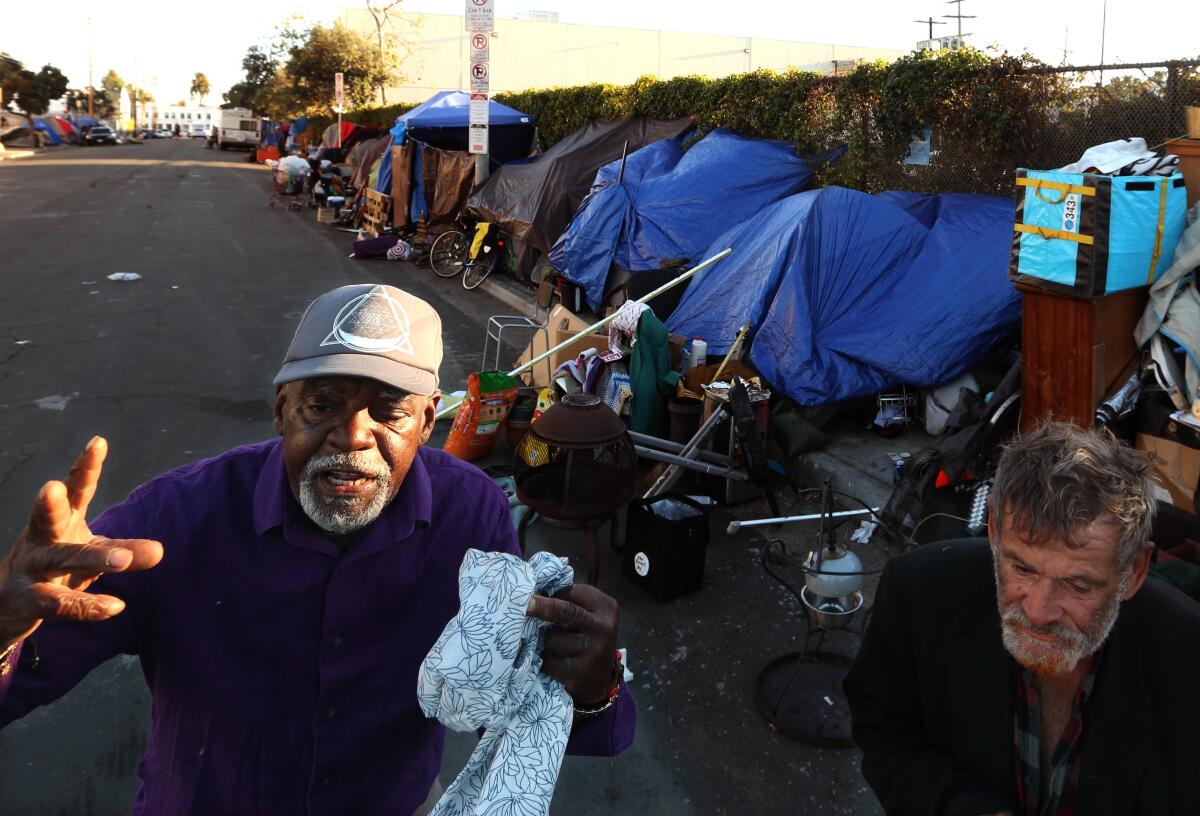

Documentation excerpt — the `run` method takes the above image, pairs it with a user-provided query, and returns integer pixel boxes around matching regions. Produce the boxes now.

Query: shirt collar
[253,439,434,547]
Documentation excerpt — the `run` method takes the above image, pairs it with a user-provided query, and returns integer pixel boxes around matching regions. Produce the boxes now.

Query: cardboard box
[515,305,610,387]
[1137,431,1200,511]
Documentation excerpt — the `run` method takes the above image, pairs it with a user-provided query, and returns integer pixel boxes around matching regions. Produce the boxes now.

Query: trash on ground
[106,272,142,282]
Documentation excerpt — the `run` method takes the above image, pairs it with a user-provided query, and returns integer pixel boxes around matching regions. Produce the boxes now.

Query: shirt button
[326,707,337,719]
[332,634,344,647]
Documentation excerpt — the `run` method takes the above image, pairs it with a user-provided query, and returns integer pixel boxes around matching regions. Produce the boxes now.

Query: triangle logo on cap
[321,285,415,355]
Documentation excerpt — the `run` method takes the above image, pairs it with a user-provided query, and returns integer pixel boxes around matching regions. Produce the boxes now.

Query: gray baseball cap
[274,284,442,395]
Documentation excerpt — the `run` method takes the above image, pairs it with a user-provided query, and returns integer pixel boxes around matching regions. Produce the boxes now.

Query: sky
[3,0,1196,106]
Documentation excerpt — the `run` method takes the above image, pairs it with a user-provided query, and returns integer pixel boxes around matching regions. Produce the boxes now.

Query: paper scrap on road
[106,272,142,282]
[14,340,30,346]
[34,395,72,411]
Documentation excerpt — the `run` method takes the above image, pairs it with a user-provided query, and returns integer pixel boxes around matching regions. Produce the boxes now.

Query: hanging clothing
[629,309,681,436]
[418,549,575,816]
[608,300,649,355]
[1135,208,1200,406]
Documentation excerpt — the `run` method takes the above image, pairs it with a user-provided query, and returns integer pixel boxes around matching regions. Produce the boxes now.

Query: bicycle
[429,220,505,290]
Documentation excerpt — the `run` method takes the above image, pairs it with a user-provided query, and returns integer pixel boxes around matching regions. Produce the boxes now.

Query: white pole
[436,247,732,419]
[727,507,880,534]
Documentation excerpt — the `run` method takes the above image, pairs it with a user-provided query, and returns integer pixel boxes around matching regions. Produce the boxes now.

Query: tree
[190,72,211,104]
[365,0,403,105]
[100,69,124,97]
[283,21,393,116]
[222,46,277,110]
[65,87,116,119]
[0,56,70,117]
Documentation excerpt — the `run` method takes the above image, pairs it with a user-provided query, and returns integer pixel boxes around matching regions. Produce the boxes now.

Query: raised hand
[0,437,163,647]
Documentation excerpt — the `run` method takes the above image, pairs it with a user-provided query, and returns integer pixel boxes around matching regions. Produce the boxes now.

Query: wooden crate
[362,189,392,237]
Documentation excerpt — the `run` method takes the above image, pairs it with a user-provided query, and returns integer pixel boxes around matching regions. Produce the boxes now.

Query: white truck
[216,108,260,150]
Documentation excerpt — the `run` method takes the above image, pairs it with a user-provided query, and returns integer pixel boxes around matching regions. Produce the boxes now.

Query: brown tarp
[464,117,695,277]
[421,145,475,232]
[351,137,391,193]
[389,143,414,228]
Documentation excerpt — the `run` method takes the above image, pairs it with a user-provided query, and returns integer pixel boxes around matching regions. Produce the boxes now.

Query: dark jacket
[844,539,1200,816]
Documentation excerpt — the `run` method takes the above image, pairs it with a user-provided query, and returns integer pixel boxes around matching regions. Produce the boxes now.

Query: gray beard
[992,551,1126,677]
[297,452,393,535]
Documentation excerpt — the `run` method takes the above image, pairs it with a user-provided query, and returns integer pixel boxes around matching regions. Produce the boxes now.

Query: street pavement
[0,139,882,815]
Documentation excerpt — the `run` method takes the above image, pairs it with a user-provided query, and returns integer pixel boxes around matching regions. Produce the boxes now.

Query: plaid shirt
[1012,658,1099,816]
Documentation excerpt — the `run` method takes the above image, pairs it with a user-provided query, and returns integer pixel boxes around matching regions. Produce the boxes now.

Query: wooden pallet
[361,189,392,237]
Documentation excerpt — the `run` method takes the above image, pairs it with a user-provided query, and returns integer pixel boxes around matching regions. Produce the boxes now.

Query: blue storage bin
[1009,169,1187,298]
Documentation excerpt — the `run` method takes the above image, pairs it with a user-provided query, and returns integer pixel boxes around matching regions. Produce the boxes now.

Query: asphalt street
[0,139,881,815]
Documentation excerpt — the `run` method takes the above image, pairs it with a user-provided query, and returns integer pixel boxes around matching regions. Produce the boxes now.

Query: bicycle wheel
[430,230,468,278]
[462,247,499,290]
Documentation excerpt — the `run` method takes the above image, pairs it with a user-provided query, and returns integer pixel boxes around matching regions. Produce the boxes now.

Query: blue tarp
[548,129,815,310]
[33,117,62,145]
[377,91,534,194]
[666,187,1022,406]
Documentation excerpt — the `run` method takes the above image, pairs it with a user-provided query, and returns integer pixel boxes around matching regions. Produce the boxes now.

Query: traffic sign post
[465,0,493,182]
[465,0,493,32]
[334,72,344,148]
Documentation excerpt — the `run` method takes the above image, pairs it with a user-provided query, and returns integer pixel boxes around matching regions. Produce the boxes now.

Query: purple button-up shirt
[0,440,635,815]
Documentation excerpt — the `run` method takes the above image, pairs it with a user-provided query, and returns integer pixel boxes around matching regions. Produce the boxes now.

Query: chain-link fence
[895,59,1200,196]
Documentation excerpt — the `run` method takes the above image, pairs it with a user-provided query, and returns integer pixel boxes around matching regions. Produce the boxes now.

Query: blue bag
[1009,169,1187,297]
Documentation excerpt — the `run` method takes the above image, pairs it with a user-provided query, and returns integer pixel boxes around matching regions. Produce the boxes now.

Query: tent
[377,91,534,195]
[321,121,359,148]
[0,112,33,147]
[53,117,75,138]
[666,187,1022,406]
[549,129,816,310]
[464,116,696,279]
[33,117,63,145]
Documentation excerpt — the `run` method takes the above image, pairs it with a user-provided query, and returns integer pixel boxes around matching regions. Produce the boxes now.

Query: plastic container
[685,337,708,372]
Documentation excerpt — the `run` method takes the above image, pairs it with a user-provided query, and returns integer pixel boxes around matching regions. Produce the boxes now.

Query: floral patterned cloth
[418,549,575,816]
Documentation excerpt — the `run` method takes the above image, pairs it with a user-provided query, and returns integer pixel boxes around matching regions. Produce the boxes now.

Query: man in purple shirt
[0,284,636,815]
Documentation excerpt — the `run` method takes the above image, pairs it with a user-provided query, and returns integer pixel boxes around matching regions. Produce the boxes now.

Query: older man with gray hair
[845,421,1200,816]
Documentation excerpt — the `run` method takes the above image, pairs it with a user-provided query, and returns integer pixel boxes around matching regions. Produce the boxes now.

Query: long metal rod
[634,446,749,480]
[437,247,733,419]
[643,406,728,500]
[726,507,879,534]
[627,431,731,466]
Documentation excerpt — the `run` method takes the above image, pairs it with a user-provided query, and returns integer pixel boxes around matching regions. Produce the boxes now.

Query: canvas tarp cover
[549,129,814,310]
[464,117,696,262]
[33,118,63,145]
[321,121,358,147]
[666,187,1021,406]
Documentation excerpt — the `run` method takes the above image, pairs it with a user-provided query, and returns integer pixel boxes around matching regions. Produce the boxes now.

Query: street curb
[477,276,535,317]
[0,150,36,162]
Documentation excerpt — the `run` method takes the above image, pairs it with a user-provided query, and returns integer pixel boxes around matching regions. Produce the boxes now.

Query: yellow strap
[1147,177,1169,284]
[1014,223,1095,245]
[469,221,490,259]
[1016,177,1097,198]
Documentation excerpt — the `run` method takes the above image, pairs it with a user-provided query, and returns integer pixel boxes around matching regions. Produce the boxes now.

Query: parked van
[217,108,259,150]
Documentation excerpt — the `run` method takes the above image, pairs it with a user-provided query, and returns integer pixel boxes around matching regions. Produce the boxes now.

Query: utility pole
[87,16,94,116]
[914,17,946,41]
[943,0,976,38]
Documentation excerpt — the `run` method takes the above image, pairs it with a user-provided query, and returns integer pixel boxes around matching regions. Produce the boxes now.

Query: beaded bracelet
[573,651,623,717]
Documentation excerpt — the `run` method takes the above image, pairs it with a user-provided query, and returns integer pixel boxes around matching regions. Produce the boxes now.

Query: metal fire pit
[513,393,638,584]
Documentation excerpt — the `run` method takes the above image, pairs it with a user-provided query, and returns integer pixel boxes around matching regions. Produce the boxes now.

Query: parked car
[84,126,116,146]
[140,129,160,139]
[157,129,173,139]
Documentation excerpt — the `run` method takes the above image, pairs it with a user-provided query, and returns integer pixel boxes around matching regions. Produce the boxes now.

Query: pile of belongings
[1058,137,1180,176]
[350,233,414,262]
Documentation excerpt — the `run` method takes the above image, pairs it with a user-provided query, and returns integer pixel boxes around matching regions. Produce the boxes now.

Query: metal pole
[633,446,749,480]
[726,507,879,534]
[435,247,732,419]
[643,406,729,500]
[617,140,629,184]
[475,153,489,185]
[1099,0,1107,86]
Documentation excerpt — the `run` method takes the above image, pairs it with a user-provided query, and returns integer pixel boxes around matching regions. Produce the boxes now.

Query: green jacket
[629,310,681,436]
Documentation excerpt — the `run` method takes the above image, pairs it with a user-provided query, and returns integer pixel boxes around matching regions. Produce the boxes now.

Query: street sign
[469,93,489,125]
[334,72,344,111]
[470,61,489,92]
[470,32,490,63]
[465,0,494,32]
[469,123,489,155]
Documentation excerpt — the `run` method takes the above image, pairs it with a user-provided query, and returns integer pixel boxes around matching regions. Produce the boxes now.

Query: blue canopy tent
[376,90,535,201]
[548,129,816,310]
[666,187,1021,406]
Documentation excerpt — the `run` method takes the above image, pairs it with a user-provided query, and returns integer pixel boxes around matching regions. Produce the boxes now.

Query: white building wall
[340,9,905,105]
